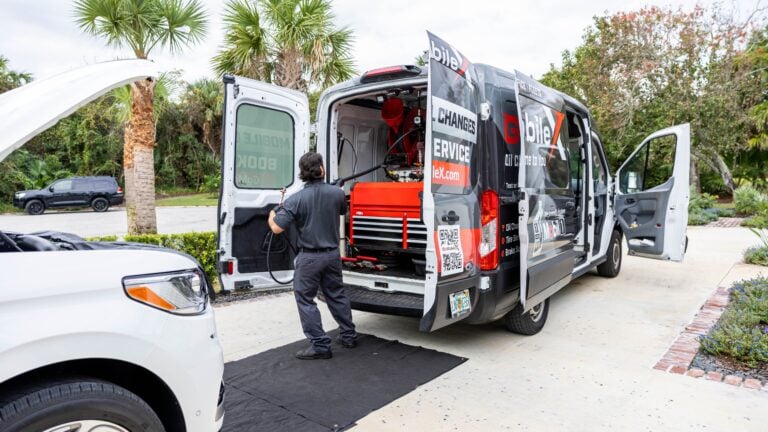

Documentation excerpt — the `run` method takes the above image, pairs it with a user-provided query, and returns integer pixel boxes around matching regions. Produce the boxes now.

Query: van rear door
[420,32,481,332]
[614,124,690,261]
[514,73,577,310]
[217,75,310,291]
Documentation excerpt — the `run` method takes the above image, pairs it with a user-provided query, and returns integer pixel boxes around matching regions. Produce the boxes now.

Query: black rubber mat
[222,331,466,431]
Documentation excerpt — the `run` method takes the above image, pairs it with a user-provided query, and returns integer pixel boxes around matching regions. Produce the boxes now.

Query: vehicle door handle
[441,211,460,223]
[625,198,636,204]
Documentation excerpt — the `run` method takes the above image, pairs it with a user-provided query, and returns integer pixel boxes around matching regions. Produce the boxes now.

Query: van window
[235,104,295,189]
[526,130,570,190]
[620,134,676,193]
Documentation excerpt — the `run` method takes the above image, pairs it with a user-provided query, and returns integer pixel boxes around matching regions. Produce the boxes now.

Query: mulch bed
[691,351,768,383]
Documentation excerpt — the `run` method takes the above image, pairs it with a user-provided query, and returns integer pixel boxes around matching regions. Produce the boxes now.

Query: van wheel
[503,298,549,335]
[91,197,109,212]
[24,200,44,215]
[597,230,622,278]
[0,379,165,432]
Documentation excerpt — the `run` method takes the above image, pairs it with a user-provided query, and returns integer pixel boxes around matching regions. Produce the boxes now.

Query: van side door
[514,73,577,310]
[614,124,690,261]
[217,75,310,291]
[420,32,482,332]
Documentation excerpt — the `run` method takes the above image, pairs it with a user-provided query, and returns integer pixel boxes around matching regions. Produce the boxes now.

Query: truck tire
[597,230,622,278]
[0,379,165,432]
[503,298,549,335]
[91,197,110,212]
[24,200,44,216]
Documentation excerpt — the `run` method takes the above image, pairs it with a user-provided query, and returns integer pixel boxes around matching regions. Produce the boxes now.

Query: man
[268,152,357,360]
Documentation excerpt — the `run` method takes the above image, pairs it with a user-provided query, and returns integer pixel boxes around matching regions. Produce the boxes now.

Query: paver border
[653,286,768,391]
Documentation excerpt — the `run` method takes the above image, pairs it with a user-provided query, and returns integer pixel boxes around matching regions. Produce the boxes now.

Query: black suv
[13,176,124,215]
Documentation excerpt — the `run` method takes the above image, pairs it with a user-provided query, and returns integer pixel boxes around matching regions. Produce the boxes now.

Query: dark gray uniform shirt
[273,180,347,249]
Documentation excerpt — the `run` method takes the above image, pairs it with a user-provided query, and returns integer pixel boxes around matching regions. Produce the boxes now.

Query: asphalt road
[215,227,768,432]
[0,206,218,237]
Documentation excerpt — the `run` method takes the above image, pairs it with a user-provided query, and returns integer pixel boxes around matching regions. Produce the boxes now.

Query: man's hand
[268,209,285,234]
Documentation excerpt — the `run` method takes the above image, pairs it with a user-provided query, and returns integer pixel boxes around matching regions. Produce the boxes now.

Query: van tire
[503,298,549,335]
[0,379,165,432]
[24,200,44,215]
[91,197,109,212]
[597,230,622,278]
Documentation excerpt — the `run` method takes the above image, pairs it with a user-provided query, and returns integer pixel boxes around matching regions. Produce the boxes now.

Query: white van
[217,32,689,335]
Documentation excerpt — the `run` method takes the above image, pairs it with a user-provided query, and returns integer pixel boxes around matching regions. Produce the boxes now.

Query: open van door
[514,73,577,311]
[420,32,482,332]
[217,75,310,291]
[614,124,690,261]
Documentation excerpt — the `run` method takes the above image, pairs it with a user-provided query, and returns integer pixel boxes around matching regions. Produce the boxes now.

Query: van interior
[331,85,429,292]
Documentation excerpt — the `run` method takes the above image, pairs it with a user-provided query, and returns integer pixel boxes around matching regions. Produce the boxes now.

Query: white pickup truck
[0,61,224,432]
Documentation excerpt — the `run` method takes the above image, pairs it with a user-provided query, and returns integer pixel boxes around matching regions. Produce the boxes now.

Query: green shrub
[715,207,736,218]
[734,185,767,216]
[124,232,217,287]
[689,189,718,211]
[699,277,768,367]
[688,208,717,225]
[86,235,118,242]
[742,213,768,229]
[745,246,768,266]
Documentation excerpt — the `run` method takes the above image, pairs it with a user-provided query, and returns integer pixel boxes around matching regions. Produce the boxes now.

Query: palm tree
[74,0,207,234]
[0,55,32,93]
[182,79,223,156]
[212,0,355,91]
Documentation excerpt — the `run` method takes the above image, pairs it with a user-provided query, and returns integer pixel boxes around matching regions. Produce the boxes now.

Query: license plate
[449,289,471,318]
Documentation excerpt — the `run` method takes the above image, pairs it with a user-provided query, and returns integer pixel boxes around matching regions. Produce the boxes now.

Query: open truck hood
[0,59,159,162]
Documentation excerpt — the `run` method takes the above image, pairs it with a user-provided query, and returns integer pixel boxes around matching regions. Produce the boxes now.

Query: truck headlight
[123,269,208,315]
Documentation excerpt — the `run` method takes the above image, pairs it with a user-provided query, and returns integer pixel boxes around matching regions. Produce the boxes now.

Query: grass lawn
[155,193,218,207]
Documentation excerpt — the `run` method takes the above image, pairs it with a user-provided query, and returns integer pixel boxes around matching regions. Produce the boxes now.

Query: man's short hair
[298,152,324,182]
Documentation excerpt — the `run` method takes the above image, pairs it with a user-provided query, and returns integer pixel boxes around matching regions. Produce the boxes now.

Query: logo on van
[430,39,470,80]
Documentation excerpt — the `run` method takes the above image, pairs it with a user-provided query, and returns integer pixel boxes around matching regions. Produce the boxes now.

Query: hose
[333,126,423,187]
[266,230,297,285]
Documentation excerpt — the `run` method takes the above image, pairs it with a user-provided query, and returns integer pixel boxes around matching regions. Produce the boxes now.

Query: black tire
[597,229,622,278]
[503,298,550,335]
[91,197,110,212]
[0,379,165,432]
[24,200,44,215]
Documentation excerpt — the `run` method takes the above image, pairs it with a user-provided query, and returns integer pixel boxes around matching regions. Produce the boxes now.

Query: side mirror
[48,186,54,192]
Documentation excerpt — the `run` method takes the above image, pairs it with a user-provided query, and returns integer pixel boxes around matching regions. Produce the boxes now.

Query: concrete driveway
[214,226,768,432]
[0,206,217,237]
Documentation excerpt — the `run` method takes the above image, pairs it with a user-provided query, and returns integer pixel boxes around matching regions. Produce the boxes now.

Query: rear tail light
[479,190,499,270]
[117,186,123,193]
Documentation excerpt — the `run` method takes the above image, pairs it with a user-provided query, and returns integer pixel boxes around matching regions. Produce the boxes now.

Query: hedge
[123,232,218,288]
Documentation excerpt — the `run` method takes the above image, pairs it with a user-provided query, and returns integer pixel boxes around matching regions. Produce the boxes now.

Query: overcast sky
[0,0,759,84]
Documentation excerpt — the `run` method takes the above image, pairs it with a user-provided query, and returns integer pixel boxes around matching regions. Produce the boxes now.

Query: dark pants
[293,249,356,352]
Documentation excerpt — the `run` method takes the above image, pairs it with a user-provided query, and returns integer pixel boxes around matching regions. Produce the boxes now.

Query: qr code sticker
[438,225,464,276]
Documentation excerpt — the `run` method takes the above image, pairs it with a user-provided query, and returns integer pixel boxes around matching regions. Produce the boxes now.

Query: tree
[0,55,32,94]
[540,5,765,194]
[74,0,207,234]
[181,78,223,156]
[212,0,355,91]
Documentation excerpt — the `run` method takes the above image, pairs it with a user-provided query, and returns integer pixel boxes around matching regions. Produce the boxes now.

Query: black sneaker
[336,336,358,349]
[295,347,332,360]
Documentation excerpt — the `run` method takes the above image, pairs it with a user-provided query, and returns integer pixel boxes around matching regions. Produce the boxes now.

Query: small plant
[688,189,720,225]
[734,185,767,216]
[744,228,768,267]
[699,277,768,367]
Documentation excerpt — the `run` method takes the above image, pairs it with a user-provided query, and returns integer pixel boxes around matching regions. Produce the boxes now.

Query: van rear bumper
[342,284,423,317]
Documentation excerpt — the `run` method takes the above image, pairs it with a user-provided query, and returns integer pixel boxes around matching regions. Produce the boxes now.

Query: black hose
[266,230,297,285]
[333,126,423,186]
